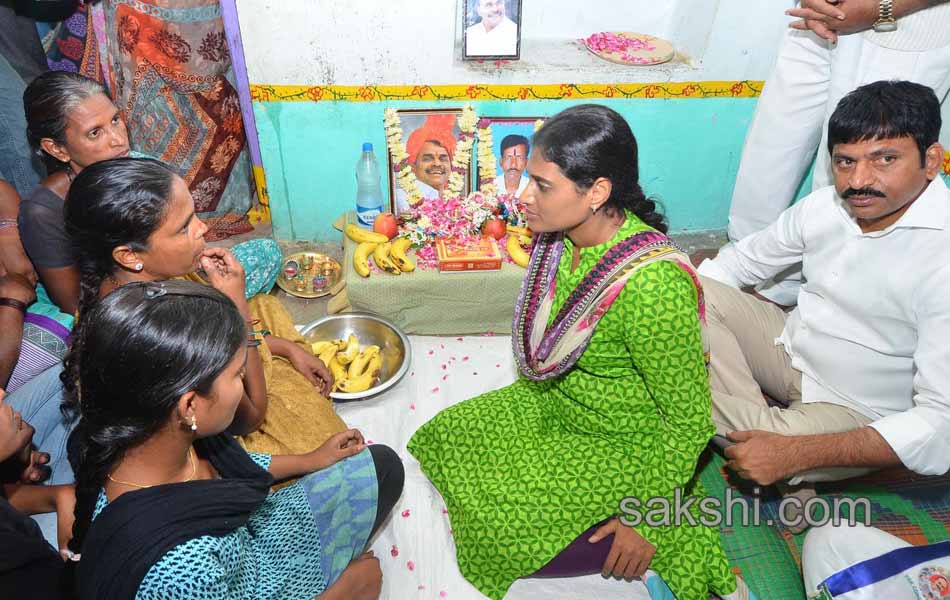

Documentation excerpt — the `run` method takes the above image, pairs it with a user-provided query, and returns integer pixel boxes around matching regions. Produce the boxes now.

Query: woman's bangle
[0,297,27,314]
[0,218,17,231]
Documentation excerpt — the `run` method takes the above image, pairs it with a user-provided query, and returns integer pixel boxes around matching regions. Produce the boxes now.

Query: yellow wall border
[250,81,764,103]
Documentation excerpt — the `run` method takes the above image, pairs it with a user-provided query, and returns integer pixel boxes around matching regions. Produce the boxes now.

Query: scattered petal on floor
[407,560,415,571]
[428,350,434,356]
[391,545,399,557]
[401,509,411,518]
[440,592,448,597]
[462,356,469,362]
[442,375,448,381]
[409,403,416,411]
[431,387,440,393]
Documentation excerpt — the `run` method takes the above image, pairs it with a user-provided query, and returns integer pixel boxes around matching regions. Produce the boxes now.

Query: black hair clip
[143,283,168,299]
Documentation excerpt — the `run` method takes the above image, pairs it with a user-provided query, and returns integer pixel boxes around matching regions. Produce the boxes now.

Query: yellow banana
[373,242,401,275]
[507,235,531,268]
[327,356,347,391]
[336,369,376,393]
[336,334,360,365]
[345,224,389,244]
[348,345,380,379]
[365,354,382,379]
[311,340,336,356]
[353,242,377,278]
[389,238,416,272]
[317,344,338,367]
[506,224,533,237]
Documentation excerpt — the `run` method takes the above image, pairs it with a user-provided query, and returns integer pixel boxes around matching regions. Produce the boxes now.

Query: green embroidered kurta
[408,214,736,599]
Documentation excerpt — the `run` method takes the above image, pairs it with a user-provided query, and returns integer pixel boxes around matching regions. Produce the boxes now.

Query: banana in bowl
[301,313,411,401]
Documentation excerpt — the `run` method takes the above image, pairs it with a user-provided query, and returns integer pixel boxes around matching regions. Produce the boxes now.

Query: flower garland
[447,105,478,199]
[476,118,497,195]
[383,108,423,206]
[383,105,478,207]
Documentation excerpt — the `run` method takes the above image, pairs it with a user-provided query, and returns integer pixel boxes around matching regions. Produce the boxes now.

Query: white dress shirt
[493,173,529,198]
[699,178,950,476]
[465,16,518,57]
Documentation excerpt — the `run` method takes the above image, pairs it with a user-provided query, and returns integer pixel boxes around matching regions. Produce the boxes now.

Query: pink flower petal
[442,375,448,381]
[441,364,446,370]
[427,350,434,356]
[440,592,448,598]
[440,344,445,349]
[456,337,463,341]
[431,386,440,393]
[407,560,415,571]
[495,364,501,368]
[391,545,399,557]
[401,509,411,518]
[409,403,416,411]
[418,585,426,590]
[441,507,449,514]
[462,356,470,362]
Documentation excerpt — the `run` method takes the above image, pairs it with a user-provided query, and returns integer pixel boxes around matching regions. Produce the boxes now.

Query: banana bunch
[311,334,383,393]
[352,236,416,278]
[506,234,532,268]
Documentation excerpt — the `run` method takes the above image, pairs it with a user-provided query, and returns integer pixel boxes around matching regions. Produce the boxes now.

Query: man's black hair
[828,80,940,166]
[500,134,529,155]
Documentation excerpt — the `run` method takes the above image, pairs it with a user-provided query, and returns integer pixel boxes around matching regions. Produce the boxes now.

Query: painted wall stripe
[249,81,765,103]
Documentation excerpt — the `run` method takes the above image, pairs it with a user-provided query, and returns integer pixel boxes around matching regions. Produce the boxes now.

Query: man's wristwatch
[873,0,898,32]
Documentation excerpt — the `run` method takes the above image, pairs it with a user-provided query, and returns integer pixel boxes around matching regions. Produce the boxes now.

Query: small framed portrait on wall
[463,0,523,61]
[387,108,469,214]
[477,117,540,198]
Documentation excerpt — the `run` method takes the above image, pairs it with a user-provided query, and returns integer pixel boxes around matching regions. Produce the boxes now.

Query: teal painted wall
[254,98,760,242]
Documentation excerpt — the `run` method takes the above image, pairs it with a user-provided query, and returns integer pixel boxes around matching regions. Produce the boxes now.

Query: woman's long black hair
[65,281,246,559]
[532,104,668,233]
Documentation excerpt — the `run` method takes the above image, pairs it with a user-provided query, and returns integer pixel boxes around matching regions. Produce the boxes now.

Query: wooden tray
[581,32,674,67]
[276,252,342,298]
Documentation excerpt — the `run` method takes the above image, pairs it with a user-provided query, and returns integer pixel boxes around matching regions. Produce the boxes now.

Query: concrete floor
[212,224,727,327]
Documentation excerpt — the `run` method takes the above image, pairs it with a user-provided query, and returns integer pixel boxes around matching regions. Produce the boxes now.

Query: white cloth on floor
[336,334,653,600]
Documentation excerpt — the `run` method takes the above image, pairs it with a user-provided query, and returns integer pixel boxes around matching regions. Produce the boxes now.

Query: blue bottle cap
[362,142,373,152]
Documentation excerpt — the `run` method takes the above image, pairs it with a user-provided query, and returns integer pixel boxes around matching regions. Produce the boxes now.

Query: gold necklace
[107,447,197,489]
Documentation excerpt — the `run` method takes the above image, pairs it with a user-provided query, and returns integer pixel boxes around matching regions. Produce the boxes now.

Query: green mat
[698,451,950,600]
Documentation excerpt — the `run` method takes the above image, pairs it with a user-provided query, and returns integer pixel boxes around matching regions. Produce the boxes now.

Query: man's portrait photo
[463,0,522,60]
[477,117,539,198]
[389,109,469,214]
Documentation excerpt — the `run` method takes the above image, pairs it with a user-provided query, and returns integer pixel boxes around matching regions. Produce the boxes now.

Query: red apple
[484,218,506,240]
[373,212,398,240]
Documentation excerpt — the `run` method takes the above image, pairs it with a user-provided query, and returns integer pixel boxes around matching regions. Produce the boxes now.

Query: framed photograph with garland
[475,117,542,198]
[385,108,470,215]
[380,105,534,272]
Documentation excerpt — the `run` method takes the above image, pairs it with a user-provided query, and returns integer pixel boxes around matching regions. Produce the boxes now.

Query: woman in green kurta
[408,105,751,600]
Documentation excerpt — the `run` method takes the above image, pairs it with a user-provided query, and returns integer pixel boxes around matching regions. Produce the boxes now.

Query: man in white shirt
[699,81,950,488]
[465,0,518,57]
[492,134,529,198]
[728,0,950,306]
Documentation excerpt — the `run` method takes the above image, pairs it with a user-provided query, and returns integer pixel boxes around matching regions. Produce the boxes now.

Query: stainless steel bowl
[300,313,411,401]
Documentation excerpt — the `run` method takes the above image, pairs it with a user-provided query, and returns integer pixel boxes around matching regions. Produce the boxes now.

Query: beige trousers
[701,276,872,483]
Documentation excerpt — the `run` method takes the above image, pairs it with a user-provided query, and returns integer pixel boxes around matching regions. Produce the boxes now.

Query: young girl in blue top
[64,280,403,600]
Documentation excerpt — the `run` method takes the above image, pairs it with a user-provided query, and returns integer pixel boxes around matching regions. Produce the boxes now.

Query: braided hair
[61,158,176,417]
[65,281,245,560]
[532,104,667,233]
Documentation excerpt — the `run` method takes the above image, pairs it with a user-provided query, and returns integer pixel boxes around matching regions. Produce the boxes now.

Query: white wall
[237,0,797,86]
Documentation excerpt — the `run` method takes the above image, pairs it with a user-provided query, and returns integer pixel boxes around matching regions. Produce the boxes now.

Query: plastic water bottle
[355,142,383,228]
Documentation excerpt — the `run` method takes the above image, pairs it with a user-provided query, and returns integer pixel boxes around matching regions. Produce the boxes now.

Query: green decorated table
[342,212,525,335]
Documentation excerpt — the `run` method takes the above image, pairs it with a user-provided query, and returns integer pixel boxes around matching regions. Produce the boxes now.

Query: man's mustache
[842,187,886,199]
